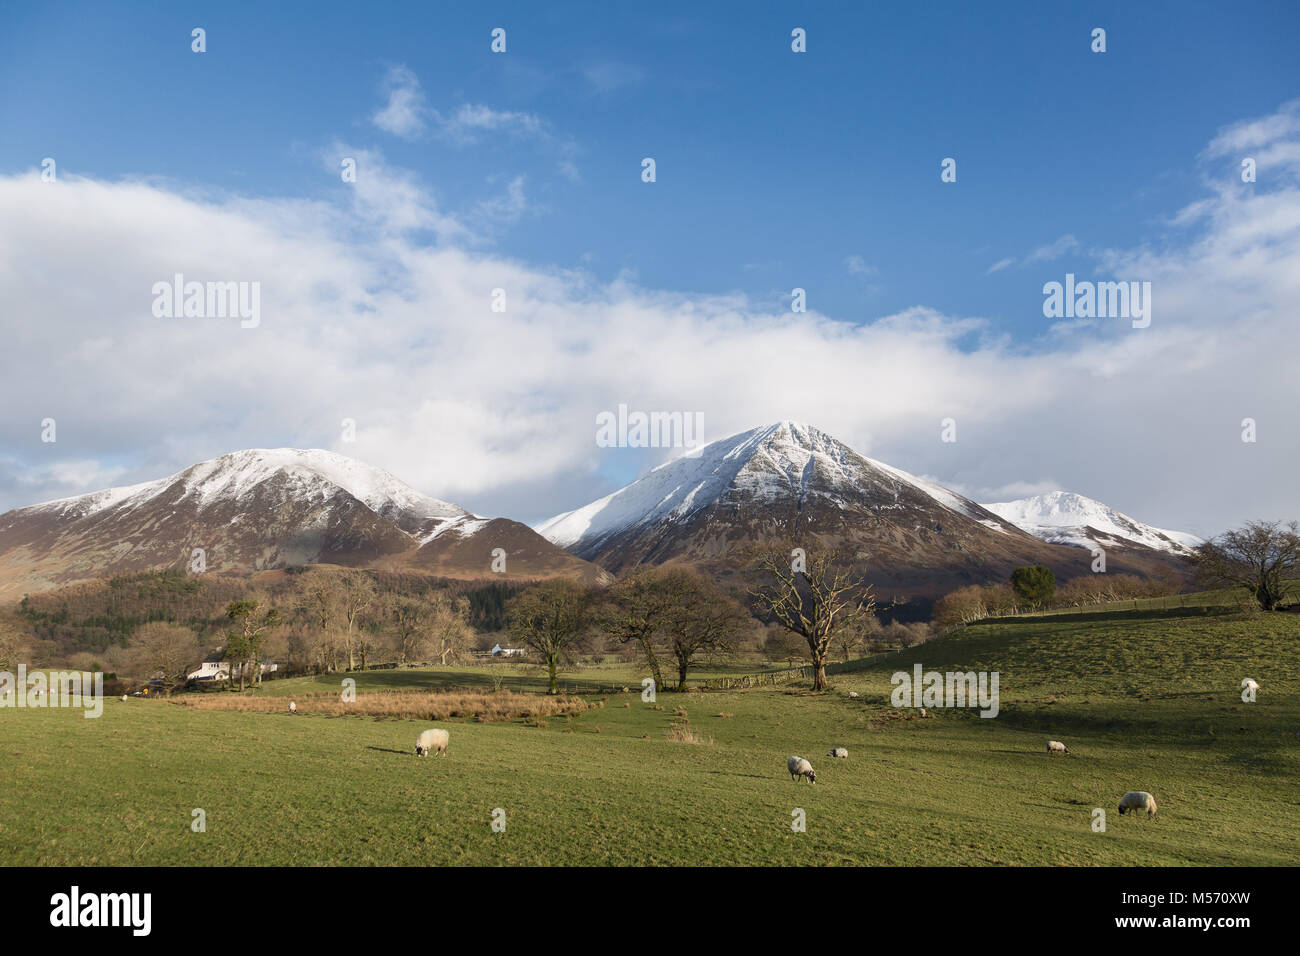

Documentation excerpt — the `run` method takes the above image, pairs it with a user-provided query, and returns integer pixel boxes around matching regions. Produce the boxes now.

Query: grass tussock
[665,706,713,744]
[177,688,591,722]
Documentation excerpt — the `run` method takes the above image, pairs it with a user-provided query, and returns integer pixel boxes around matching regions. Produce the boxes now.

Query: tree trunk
[640,639,664,693]
[547,655,558,695]
[677,661,689,692]
[812,658,827,691]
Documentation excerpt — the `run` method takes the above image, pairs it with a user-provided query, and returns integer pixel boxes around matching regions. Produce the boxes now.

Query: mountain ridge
[0,448,607,597]
[535,421,1191,595]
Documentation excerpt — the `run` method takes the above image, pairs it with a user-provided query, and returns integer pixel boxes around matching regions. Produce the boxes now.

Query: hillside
[3,606,1296,865]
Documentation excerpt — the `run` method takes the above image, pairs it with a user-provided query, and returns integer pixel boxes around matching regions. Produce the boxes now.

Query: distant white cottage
[187,653,280,682]
[490,644,526,658]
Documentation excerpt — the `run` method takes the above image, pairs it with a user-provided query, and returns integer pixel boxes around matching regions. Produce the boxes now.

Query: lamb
[827,747,848,759]
[415,728,450,757]
[787,755,816,783]
[1047,740,1069,754]
[289,701,297,714]
[1117,791,1158,819]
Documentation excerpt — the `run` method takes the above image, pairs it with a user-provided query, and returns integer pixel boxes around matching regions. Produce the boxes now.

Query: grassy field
[2,608,1297,866]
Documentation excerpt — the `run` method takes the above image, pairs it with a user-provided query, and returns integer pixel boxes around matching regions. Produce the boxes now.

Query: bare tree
[387,597,430,664]
[750,546,876,691]
[300,569,342,672]
[660,568,748,690]
[597,569,673,692]
[507,579,591,694]
[127,622,200,695]
[336,570,377,670]
[426,593,474,666]
[1191,519,1300,611]
[300,568,375,670]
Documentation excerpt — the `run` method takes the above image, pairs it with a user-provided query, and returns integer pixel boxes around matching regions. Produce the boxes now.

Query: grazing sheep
[1117,791,1158,819]
[415,728,450,757]
[1047,740,1069,755]
[847,691,859,699]
[787,755,816,783]
[827,747,848,758]
[289,701,297,714]
[120,695,128,703]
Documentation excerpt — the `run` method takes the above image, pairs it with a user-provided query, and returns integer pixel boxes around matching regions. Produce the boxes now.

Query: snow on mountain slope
[535,421,1021,554]
[25,449,471,534]
[981,491,1200,554]
[0,448,606,595]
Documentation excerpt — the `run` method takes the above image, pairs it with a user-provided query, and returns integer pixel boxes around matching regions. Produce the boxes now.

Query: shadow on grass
[365,746,411,756]
[977,606,1243,627]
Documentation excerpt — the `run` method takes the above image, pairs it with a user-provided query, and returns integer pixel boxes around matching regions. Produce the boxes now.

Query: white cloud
[581,62,647,96]
[371,66,429,139]
[472,176,529,228]
[987,234,1080,274]
[2,104,1299,537]
[1026,234,1080,263]
[439,104,544,143]
[845,255,876,276]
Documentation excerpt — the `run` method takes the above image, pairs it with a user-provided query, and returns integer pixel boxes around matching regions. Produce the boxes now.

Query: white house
[187,656,281,682]
[187,659,231,682]
[490,644,526,658]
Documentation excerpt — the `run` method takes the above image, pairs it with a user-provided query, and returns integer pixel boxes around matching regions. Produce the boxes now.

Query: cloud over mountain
[1,103,1298,539]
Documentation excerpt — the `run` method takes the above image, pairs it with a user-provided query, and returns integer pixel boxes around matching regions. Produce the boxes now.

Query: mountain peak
[26,447,469,527]
[0,447,606,596]
[536,421,1012,560]
[982,491,1200,554]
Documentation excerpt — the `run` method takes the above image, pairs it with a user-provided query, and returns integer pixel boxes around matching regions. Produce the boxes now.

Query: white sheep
[1242,678,1260,692]
[120,695,128,703]
[827,747,848,759]
[289,701,297,714]
[787,755,816,783]
[415,728,450,757]
[1117,791,1158,819]
[847,691,859,699]
[1047,740,1069,755]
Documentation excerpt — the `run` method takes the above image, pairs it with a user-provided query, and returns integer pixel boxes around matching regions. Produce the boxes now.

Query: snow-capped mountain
[981,491,1201,555]
[538,421,1019,551]
[536,422,1183,594]
[0,449,605,596]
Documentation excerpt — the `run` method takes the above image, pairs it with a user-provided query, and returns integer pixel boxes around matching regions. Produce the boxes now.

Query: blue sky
[5,0,1295,331]
[1,1,1298,532]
